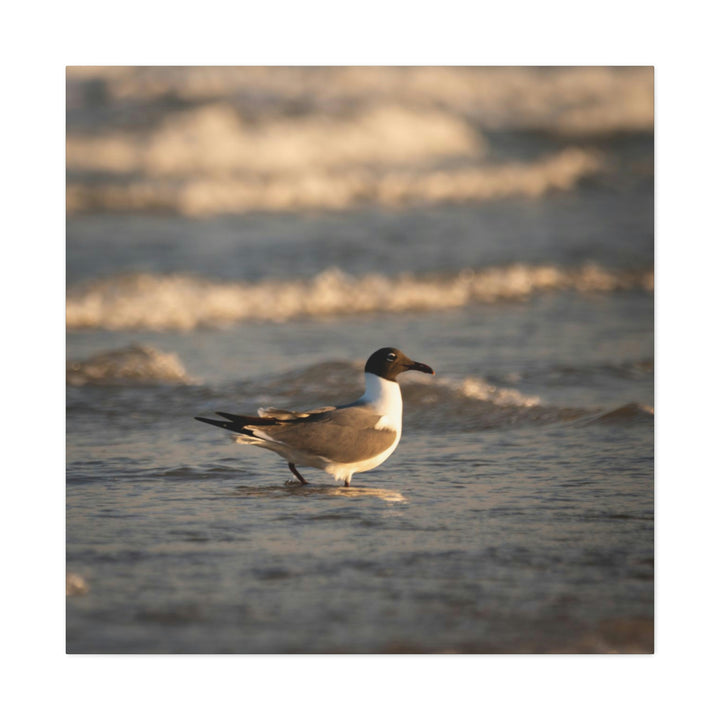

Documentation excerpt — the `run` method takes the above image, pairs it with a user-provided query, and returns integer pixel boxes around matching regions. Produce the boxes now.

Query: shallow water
[67,293,653,653]
[66,68,653,653]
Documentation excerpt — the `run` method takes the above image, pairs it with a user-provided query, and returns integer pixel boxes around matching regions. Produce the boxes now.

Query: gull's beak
[406,360,434,375]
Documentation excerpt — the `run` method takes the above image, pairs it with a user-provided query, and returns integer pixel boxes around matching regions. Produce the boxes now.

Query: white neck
[359,372,403,431]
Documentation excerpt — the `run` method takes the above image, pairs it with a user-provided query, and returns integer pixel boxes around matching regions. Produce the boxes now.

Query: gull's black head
[364,347,435,382]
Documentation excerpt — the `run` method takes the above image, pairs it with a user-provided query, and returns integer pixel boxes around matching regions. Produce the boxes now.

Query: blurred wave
[66,67,651,216]
[67,66,653,135]
[66,344,195,385]
[66,147,601,215]
[67,103,483,176]
[66,263,653,331]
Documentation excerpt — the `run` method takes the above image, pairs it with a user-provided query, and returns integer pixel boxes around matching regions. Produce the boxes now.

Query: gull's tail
[194,412,277,436]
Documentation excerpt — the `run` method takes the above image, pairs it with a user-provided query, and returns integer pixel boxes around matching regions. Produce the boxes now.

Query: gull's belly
[324,426,401,480]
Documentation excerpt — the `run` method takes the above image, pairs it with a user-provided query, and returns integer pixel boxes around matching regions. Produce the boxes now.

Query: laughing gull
[195,347,434,486]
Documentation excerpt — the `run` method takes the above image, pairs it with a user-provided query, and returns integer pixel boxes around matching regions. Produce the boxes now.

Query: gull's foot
[287,463,309,486]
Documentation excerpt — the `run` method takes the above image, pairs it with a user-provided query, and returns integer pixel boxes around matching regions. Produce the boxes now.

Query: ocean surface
[66,67,653,653]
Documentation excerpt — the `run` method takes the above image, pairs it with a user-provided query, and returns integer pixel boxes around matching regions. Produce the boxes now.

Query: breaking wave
[66,147,601,216]
[66,264,653,331]
[583,402,654,424]
[67,344,195,385]
[67,347,651,431]
[193,358,648,432]
[399,374,587,431]
[67,103,484,177]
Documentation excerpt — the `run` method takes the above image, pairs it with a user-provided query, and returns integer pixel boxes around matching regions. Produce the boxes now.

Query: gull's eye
[386,352,397,362]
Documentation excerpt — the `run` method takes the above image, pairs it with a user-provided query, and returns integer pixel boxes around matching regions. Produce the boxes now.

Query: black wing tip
[194,415,231,429]
[215,411,242,422]
[195,411,278,434]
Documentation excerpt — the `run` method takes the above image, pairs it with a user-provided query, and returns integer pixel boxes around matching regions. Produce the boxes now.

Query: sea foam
[66,264,653,331]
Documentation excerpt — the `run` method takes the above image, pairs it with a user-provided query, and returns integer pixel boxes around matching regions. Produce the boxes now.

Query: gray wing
[258,406,396,463]
[257,406,335,420]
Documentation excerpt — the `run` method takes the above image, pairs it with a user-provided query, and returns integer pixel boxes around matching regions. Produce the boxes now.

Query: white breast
[359,372,403,433]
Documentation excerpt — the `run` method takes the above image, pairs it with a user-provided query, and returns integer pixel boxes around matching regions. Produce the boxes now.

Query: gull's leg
[344,476,352,488]
[287,463,309,486]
